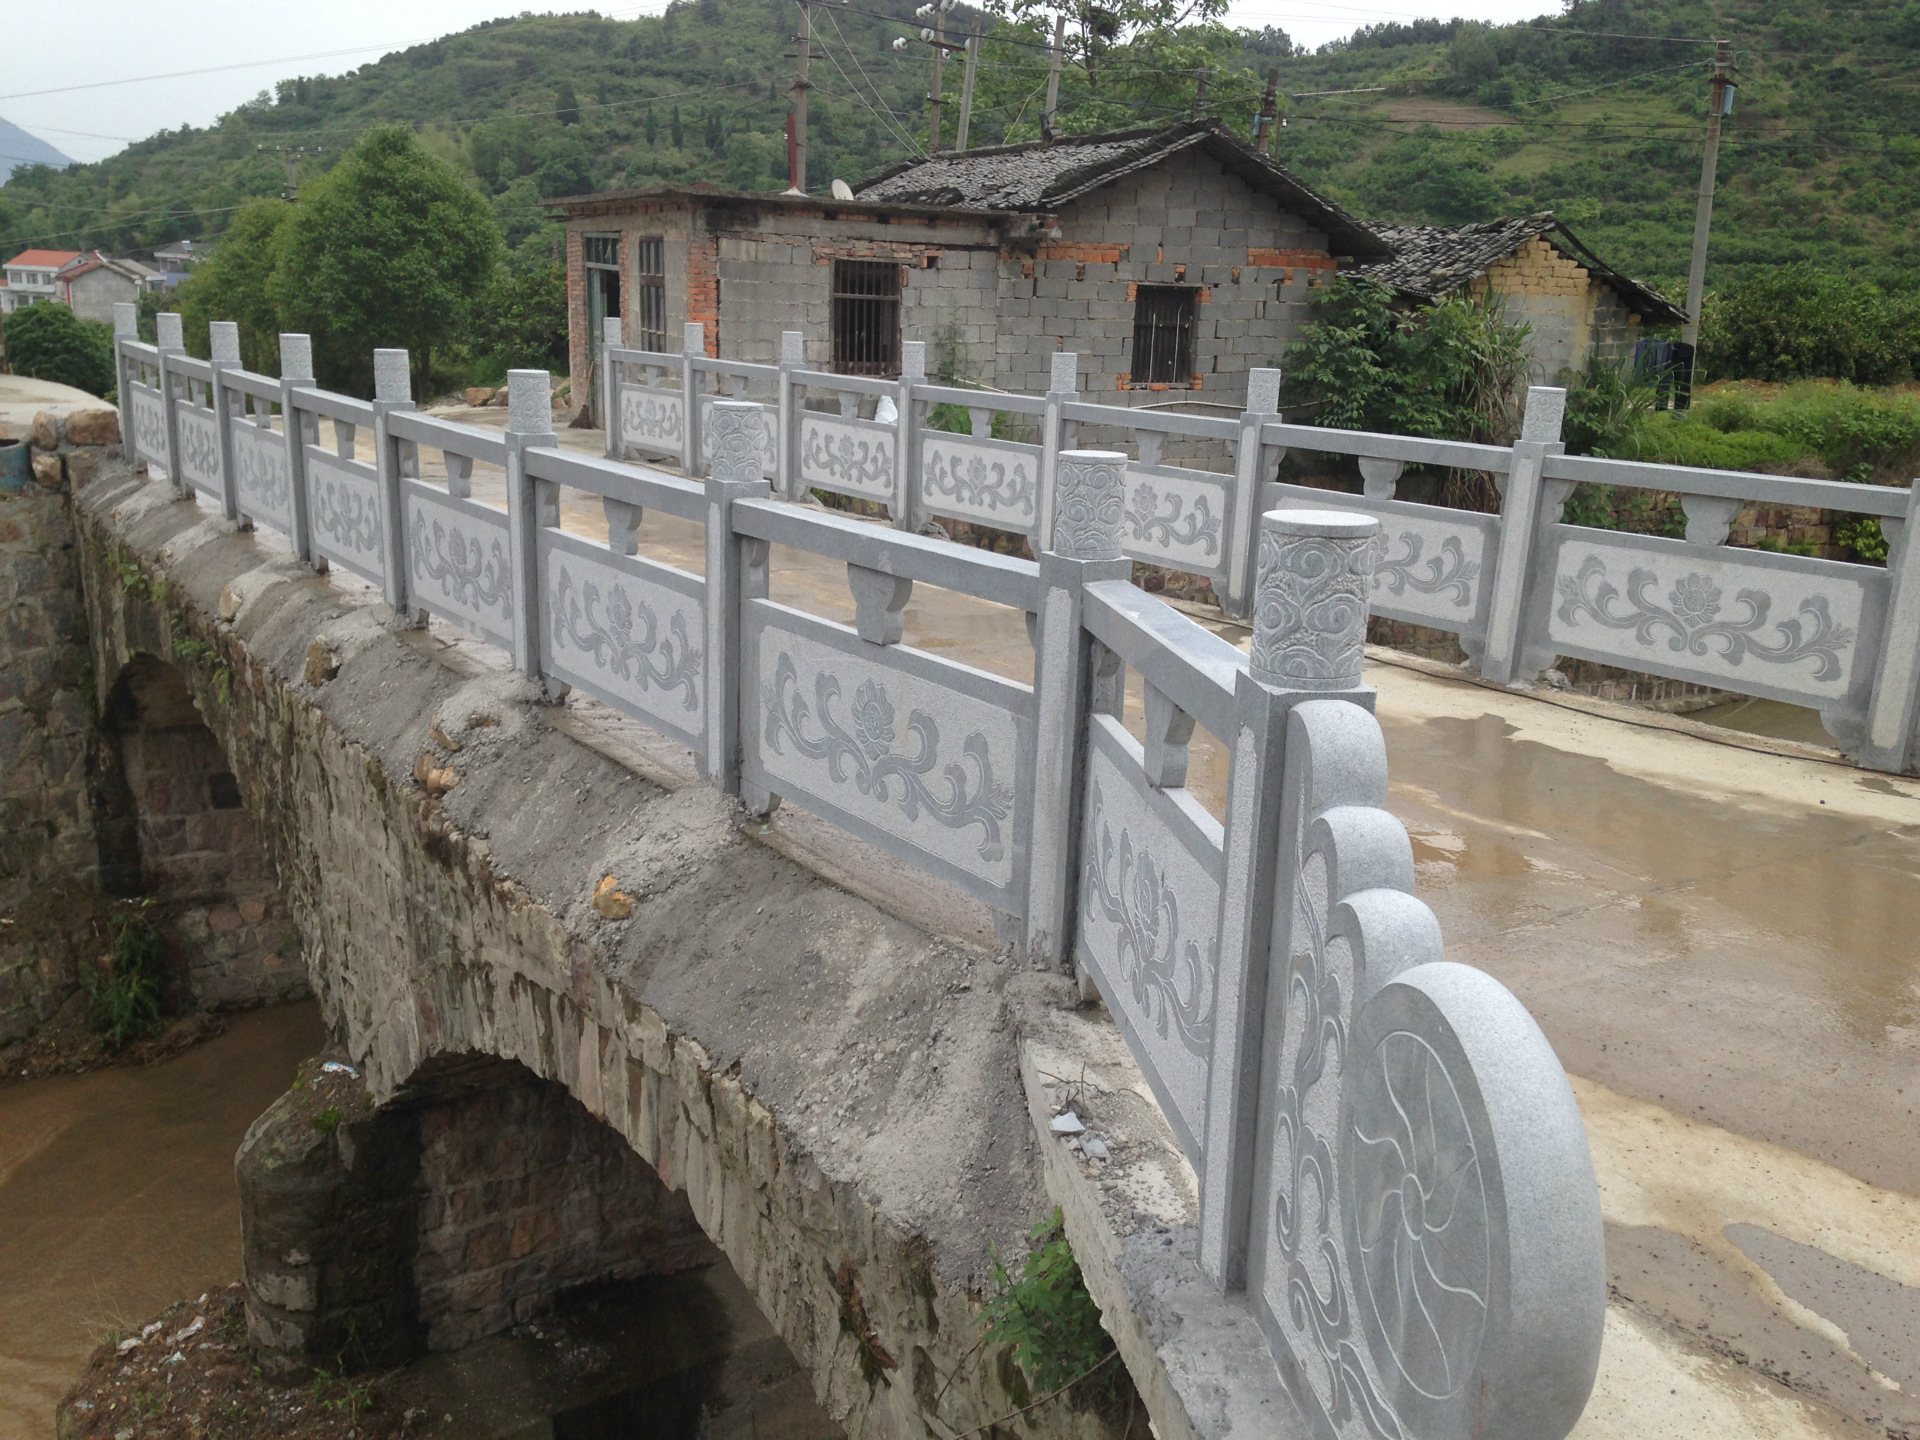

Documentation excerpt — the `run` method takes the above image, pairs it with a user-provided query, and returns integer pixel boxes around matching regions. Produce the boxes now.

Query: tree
[271,124,501,395]
[178,199,292,373]
[670,105,684,148]
[478,256,568,372]
[1,303,116,399]
[555,80,581,126]
[645,105,659,145]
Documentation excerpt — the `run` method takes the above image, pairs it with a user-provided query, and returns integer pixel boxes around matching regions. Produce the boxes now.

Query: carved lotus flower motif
[605,582,633,643]
[1669,573,1722,628]
[849,680,896,760]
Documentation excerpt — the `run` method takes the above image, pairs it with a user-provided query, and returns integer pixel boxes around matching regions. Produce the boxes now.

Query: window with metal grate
[635,237,667,352]
[831,259,902,376]
[1130,285,1196,386]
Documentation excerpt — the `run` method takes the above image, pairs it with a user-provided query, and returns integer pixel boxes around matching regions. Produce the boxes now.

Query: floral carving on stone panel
[131,388,168,464]
[1555,554,1855,681]
[409,505,513,624]
[233,425,290,521]
[177,408,221,486]
[803,419,893,496]
[1371,531,1479,609]
[550,561,702,712]
[1081,777,1216,1058]
[620,387,684,450]
[310,467,381,563]
[921,439,1036,521]
[762,651,1011,862]
[1125,480,1222,558]
[1250,523,1377,690]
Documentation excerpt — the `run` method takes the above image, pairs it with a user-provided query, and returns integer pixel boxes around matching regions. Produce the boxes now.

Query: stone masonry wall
[73,457,1117,1440]
[0,408,118,1044]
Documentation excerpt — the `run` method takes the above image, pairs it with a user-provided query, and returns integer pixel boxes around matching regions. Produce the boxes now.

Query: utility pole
[955,27,980,152]
[259,144,321,203]
[929,7,947,152]
[1253,66,1279,152]
[788,0,812,194]
[1679,38,1734,406]
[1041,13,1065,143]
[1191,68,1210,121]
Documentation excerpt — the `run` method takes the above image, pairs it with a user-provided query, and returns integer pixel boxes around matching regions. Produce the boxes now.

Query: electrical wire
[817,9,927,155]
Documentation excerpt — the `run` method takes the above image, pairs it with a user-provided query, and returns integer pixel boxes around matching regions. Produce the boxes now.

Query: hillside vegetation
[1,0,1914,301]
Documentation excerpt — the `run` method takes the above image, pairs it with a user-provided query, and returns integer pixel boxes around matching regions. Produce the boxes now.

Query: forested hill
[2,0,1916,293]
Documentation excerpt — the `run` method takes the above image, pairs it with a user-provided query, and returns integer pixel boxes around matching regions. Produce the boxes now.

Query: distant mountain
[0,118,72,186]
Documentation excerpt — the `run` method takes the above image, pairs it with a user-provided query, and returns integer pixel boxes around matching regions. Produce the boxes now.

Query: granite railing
[602,321,1920,774]
[115,299,1620,1439]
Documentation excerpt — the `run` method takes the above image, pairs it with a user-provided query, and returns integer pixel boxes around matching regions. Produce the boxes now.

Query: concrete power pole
[929,8,947,152]
[788,0,812,194]
[1254,66,1280,152]
[955,28,980,152]
[1041,13,1066,143]
[1680,38,1734,406]
[1192,68,1210,121]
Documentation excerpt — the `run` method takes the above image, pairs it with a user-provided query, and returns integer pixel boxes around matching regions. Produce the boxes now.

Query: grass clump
[981,1208,1118,1402]
[85,906,166,1052]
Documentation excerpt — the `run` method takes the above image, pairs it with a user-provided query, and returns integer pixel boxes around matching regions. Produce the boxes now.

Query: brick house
[56,253,165,324]
[549,121,1388,416]
[1361,214,1687,383]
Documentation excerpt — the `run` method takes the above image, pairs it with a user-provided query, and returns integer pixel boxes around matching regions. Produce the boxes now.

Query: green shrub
[1612,412,1813,472]
[1563,355,1655,457]
[3,302,116,398]
[85,907,166,1052]
[981,1209,1117,1401]
[1699,267,1917,385]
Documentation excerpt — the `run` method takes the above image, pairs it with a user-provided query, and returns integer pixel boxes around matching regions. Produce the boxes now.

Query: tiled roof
[856,121,1390,259]
[1361,214,1687,324]
[6,249,82,269]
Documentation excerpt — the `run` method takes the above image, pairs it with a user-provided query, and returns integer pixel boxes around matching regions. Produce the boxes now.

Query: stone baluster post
[504,370,559,689]
[277,333,317,564]
[1023,449,1132,966]
[1224,366,1283,620]
[680,321,705,478]
[1477,385,1567,684]
[208,321,242,523]
[706,401,769,801]
[155,311,187,497]
[893,340,925,532]
[1862,479,1920,773]
[1035,351,1080,556]
[111,303,139,466]
[602,317,624,461]
[1198,506,1381,1290]
[776,330,804,501]
[371,349,415,618]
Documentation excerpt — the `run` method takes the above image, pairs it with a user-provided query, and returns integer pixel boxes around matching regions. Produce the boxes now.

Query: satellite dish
[831,179,855,200]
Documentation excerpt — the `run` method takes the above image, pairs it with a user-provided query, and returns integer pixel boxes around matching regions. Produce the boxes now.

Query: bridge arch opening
[92,652,304,1010]
[238,1051,843,1436]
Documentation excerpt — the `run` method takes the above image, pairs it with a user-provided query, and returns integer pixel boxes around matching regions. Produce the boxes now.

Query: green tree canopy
[270,124,501,394]
[179,198,292,374]
[2,302,115,399]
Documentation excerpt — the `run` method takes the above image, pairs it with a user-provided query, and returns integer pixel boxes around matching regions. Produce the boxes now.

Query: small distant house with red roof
[56,252,165,324]
[1,250,82,314]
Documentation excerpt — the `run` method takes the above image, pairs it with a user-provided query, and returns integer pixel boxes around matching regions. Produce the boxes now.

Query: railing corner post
[1023,447,1130,968]
[704,401,767,797]
[1036,350,1080,556]
[504,369,557,686]
[1478,384,1567,684]
[1226,367,1283,619]
[207,321,242,522]
[111,303,139,467]
[156,311,187,498]
[894,339,925,532]
[1862,478,1920,773]
[1197,505,1381,1291]
[602,317,624,460]
[681,321,706,477]
[277,333,316,563]
[777,329,804,500]
[372,348,415,619]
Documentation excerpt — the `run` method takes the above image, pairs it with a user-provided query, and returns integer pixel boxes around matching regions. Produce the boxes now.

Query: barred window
[1129,285,1196,386]
[583,233,619,268]
[831,259,901,376]
[635,236,667,352]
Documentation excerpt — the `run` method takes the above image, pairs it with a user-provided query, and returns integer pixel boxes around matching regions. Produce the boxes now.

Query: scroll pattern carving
[1555,555,1855,681]
[1052,452,1128,560]
[551,562,702,710]
[233,425,291,522]
[409,505,513,624]
[762,652,1011,861]
[130,388,167,464]
[618,387,685,453]
[921,439,1036,521]
[1372,531,1479,608]
[1126,482,1221,557]
[1250,523,1376,690]
[802,418,893,496]
[310,467,381,564]
[1082,778,1215,1057]
[177,407,221,486]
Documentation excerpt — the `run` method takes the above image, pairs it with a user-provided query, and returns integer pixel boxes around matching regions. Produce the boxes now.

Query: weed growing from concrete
[980,1208,1116,1401]
[84,904,165,1052]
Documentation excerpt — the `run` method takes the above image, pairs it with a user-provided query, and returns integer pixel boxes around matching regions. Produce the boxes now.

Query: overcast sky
[2,0,1561,166]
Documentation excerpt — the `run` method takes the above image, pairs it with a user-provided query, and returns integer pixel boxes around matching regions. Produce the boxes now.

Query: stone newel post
[111,302,138,465]
[208,321,242,522]
[504,369,557,686]
[706,400,770,800]
[1199,505,1382,1290]
[155,311,187,497]
[277,332,316,563]
[371,348,415,619]
[1024,449,1132,966]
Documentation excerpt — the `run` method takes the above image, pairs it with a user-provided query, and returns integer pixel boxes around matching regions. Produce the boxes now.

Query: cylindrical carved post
[706,399,763,485]
[1249,509,1380,692]
[1049,449,1128,561]
[506,369,553,436]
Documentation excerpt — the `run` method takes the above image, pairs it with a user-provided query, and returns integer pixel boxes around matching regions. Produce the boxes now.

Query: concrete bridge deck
[396,406,1920,1439]
[65,396,1920,1440]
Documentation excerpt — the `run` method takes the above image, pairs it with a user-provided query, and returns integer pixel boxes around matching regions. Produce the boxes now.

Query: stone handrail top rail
[1544,450,1914,515]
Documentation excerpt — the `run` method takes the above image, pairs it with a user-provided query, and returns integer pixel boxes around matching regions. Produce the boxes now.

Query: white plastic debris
[1050,1110,1085,1135]
[321,1061,359,1078]
[874,395,899,425]
[140,1320,165,1339]
[169,1316,205,1344]
[115,1337,141,1355]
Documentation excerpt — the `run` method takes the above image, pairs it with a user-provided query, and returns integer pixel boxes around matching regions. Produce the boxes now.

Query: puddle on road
[0,1002,325,1440]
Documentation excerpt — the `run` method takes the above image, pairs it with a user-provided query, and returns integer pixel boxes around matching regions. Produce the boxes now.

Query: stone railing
[603,322,1920,774]
[114,301,1610,1439]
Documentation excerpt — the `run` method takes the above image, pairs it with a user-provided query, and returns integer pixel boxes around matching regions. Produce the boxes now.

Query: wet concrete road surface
[0,1003,325,1439]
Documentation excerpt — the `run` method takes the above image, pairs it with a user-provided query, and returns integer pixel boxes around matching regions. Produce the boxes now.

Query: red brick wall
[565,227,588,408]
